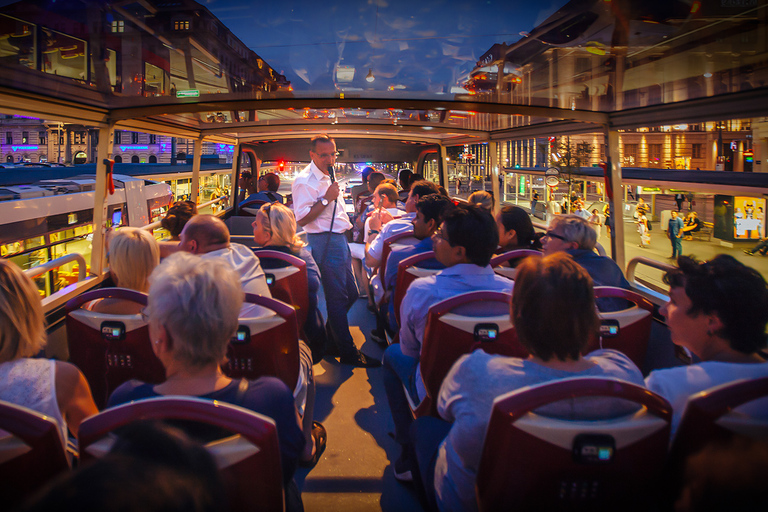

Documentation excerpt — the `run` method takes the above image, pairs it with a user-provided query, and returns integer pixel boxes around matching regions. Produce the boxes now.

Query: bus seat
[224,215,259,238]
[0,400,69,509]
[78,396,284,512]
[252,249,309,333]
[393,251,443,328]
[224,294,301,395]
[240,199,269,216]
[379,229,419,284]
[489,249,541,280]
[409,291,523,418]
[65,288,165,409]
[476,378,672,511]
[587,287,654,369]
[669,376,768,471]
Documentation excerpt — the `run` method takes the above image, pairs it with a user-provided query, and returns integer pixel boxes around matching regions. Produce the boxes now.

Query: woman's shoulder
[107,380,156,408]
[585,349,644,384]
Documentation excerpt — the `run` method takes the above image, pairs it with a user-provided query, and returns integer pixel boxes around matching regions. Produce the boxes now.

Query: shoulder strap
[266,192,277,202]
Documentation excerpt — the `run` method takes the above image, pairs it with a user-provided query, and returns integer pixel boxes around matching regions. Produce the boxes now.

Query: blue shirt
[668,216,684,238]
[566,249,631,312]
[399,264,514,399]
[239,190,284,207]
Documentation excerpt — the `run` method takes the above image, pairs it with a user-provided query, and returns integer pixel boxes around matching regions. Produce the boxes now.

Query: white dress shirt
[292,161,353,234]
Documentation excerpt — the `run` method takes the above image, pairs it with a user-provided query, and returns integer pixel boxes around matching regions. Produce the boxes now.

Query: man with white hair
[541,214,630,310]
[178,214,271,297]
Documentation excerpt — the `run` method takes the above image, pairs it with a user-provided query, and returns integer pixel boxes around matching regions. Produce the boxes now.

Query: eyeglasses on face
[432,226,450,244]
[543,231,569,242]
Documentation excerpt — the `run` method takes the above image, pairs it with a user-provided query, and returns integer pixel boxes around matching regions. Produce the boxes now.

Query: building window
[692,143,703,159]
[115,131,122,144]
[114,155,122,163]
[149,134,157,144]
[623,144,638,166]
[21,131,28,144]
[73,132,82,144]
[59,132,64,145]
[39,132,47,144]
[5,132,11,144]
[111,20,124,33]
[174,20,190,31]
[649,144,662,165]
[131,132,139,144]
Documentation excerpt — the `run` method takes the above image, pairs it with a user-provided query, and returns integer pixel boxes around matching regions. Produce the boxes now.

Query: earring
[154,340,160,345]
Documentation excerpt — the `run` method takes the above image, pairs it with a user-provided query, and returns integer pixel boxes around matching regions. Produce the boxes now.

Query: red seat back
[78,397,284,512]
[252,249,308,332]
[65,288,165,409]
[417,291,526,416]
[670,376,768,466]
[476,378,672,511]
[586,287,654,369]
[0,400,69,509]
[380,229,418,283]
[223,294,300,392]
[393,251,442,328]
[489,249,541,280]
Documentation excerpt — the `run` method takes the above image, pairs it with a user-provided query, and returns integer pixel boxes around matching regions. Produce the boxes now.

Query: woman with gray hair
[107,252,305,496]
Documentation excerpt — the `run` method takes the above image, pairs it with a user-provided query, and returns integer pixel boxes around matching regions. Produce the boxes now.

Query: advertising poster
[733,197,765,240]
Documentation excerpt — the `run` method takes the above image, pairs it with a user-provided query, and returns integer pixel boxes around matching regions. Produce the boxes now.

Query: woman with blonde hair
[0,260,98,440]
[92,227,160,315]
[252,202,327,467]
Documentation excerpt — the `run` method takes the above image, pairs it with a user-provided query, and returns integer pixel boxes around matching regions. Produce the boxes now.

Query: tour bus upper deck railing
[626,256,675,305]
[24,253,87,282]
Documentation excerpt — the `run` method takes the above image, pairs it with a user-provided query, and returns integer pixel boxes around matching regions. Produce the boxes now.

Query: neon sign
[118,145,149,151]
[10,145,39,151]
[216,144,234,153]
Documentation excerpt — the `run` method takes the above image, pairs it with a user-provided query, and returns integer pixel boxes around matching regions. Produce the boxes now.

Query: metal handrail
[24,253,87,281]
[141,197,228,231]
[626,255,676,304]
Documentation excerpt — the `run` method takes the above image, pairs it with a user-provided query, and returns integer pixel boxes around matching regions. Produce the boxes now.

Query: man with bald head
[178,214,271,297]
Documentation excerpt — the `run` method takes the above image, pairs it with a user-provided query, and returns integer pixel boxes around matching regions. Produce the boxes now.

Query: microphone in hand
[327,165,335,183]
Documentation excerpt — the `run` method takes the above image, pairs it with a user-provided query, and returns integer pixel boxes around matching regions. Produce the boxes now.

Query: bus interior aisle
[294,298,422,511]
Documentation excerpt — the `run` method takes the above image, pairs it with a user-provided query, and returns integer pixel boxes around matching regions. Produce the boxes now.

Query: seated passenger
[252,202,327,466]
[0,260,98,440]
[495,205,540,254]
[542,214,630,311]
[91,227,160,315]
[363,182,405,247]
[645,255,768,437]
[108,253,305,495]
[161,201,197,241]
[414,253,644,512]
[383,194,454,292]
[382,204,513,482]
[177,215,271,297]
[467,190,493,212]
[350,166,375,207]
[364,179,440,270]
[397,168,413,202]
[240,172,284,206]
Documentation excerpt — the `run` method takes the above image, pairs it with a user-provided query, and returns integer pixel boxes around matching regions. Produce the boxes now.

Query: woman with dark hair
[646,255,768,436]
[412,253,644,512]
[495,205,539,252]
[161,201,198,241]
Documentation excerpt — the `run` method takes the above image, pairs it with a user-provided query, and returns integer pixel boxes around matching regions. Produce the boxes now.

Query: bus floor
[296,296,425,512]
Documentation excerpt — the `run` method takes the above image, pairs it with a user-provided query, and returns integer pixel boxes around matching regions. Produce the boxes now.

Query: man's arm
[295,182,340,227]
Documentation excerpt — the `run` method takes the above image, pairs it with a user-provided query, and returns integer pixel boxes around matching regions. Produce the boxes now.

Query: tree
[551,137,592,214]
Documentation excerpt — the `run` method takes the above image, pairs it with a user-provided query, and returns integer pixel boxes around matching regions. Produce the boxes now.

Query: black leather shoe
[339,351,382,368]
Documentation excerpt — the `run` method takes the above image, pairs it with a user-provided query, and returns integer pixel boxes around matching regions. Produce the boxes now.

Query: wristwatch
[319,198,329,206]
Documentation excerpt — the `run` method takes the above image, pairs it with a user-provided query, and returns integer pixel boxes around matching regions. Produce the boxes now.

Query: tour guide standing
[668,210,684,259]
[293,135,381,368]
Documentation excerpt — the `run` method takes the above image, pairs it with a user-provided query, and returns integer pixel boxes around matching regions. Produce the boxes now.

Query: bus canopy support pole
[439,144,449,193]
[230,142,241,210]
[91,122,115,277]
[191,136,203,203]
[489,141,500,215]
[607,128,626,271]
